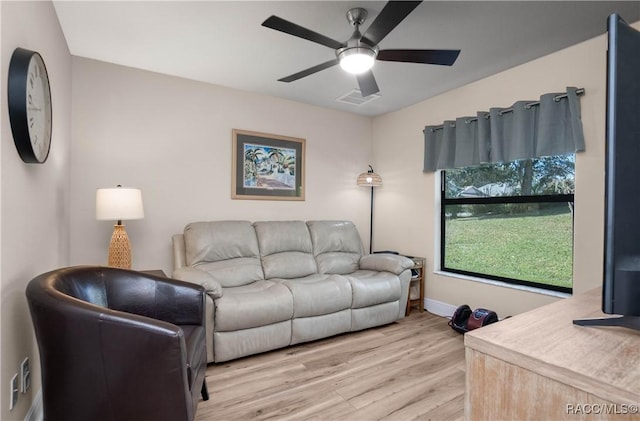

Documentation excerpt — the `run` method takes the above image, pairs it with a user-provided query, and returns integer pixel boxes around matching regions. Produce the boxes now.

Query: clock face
[26,55,52,163]
[8,48,52,164]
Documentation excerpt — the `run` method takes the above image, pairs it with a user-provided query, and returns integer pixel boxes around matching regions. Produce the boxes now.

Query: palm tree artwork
[243,143,296,189]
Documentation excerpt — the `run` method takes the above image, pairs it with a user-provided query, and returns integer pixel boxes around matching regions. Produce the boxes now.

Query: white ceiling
[52,1,640,117]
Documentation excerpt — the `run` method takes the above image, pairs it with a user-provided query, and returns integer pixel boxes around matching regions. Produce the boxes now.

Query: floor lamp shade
[96,187,144,269]
[357,166,382,254]
[356,171,382,187]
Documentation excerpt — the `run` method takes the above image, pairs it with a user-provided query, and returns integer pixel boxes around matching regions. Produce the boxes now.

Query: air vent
[336,89,381,106]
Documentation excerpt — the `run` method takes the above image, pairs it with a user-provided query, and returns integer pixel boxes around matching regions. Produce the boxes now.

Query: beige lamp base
[108,224,132,269]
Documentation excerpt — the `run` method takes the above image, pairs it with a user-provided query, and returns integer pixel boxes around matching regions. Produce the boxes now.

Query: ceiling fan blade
[378,49,461,66]
[360,1,422,47]
[262,16,346,50]
[278,59,339,83]
[356,70,380,97]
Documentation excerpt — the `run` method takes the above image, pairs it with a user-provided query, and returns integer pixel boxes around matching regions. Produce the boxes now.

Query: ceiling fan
[261,1,460,97]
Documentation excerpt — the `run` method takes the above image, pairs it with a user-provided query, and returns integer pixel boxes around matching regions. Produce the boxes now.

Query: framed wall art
[232,129,305,200]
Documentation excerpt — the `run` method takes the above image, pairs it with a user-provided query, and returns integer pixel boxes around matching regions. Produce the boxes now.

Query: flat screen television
[574,14,640,330]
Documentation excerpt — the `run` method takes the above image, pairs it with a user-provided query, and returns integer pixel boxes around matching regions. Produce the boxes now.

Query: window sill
[434,270,572,299]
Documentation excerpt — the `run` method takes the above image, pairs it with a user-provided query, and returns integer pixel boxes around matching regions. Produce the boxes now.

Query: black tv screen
[575,14,640,330]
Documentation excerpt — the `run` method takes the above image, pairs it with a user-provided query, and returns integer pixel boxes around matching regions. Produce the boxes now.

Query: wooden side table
[141,270,167,277]
[405,257,426,315]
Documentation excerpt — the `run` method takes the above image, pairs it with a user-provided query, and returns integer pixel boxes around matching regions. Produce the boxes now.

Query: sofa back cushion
[307,221,363,274]
[183,221,264,287]
[254,221,317,279]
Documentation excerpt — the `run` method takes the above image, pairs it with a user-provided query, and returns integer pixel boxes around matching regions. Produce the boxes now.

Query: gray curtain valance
[423,87,585,172]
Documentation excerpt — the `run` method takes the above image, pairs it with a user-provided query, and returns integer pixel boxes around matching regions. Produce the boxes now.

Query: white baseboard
[24,389,43,421]
[424,298,458,319]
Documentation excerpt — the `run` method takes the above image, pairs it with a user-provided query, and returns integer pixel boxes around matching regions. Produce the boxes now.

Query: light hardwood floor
[195,312,465,421]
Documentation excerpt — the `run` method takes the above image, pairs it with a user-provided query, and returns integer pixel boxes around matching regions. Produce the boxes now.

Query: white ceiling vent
[335,89,381,106]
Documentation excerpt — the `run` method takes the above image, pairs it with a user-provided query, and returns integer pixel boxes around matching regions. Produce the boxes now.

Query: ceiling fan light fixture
[338,46,376,74]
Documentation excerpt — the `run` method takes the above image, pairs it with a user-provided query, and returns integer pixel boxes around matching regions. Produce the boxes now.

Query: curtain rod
[429,88,585,132]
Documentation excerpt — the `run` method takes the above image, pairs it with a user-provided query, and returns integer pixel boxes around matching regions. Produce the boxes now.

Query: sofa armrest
[359,254,414,275]
[173,266,223,299]
[172,234,187,269]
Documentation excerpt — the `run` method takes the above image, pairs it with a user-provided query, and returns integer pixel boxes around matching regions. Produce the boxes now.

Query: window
[441,155,574,293]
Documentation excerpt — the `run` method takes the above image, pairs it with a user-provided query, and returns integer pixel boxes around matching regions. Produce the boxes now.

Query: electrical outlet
[21,357,30,393]
[9,373,18,411]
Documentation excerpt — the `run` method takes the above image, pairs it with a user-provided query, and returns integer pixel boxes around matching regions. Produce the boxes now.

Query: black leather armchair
[26,266,209,421]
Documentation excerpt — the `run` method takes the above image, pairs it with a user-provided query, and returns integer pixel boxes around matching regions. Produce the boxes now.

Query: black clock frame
[8,47,52,164]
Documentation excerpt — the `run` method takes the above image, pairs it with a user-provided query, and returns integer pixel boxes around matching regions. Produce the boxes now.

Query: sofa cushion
[291,310,351,345]
[307,221,363,274]
[281,274,352,318]
[347,270,402,308]
[184,221,264,287]
[254,221,317,279]
[351,302,400,331]
[214,281,293,331]
[213,321,291,363]
[194,259,263,289]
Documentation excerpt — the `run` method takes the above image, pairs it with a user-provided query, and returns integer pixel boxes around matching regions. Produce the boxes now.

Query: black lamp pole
[368,185,374,254]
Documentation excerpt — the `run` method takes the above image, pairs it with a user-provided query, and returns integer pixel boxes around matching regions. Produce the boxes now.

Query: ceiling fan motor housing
[337,7,378,73]
[343,7,377,49]
[346,7,368,27]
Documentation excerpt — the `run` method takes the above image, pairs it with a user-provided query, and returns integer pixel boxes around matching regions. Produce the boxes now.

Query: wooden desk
[464,287,640,420]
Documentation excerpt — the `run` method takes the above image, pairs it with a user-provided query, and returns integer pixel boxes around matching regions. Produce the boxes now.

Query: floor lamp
[96,185,144,269]
[357,165,382,254]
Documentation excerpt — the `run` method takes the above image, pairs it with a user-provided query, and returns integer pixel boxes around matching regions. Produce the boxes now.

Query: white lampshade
[357,171,382,187]
[338,47,376,74]
[96,187,144,221]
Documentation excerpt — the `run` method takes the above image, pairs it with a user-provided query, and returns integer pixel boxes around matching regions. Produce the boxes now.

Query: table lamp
[96,185,144,269]
[356,165,382,254]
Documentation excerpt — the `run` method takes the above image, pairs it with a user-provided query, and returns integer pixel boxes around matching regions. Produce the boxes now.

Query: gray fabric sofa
[172,220,414,363]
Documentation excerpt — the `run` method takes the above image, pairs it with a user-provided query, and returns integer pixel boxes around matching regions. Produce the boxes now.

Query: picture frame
[232,129,305,200]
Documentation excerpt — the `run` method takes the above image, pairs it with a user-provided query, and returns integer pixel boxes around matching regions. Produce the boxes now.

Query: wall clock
[8,47,52,164]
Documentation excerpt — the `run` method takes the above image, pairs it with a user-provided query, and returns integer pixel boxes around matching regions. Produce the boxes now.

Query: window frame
[440,171,574,294]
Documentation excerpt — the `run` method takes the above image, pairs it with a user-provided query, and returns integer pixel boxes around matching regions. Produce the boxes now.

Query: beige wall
[373,22,640,317]
[69,57,375,274]
[0,1,72,419]
[2,2,636,417]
